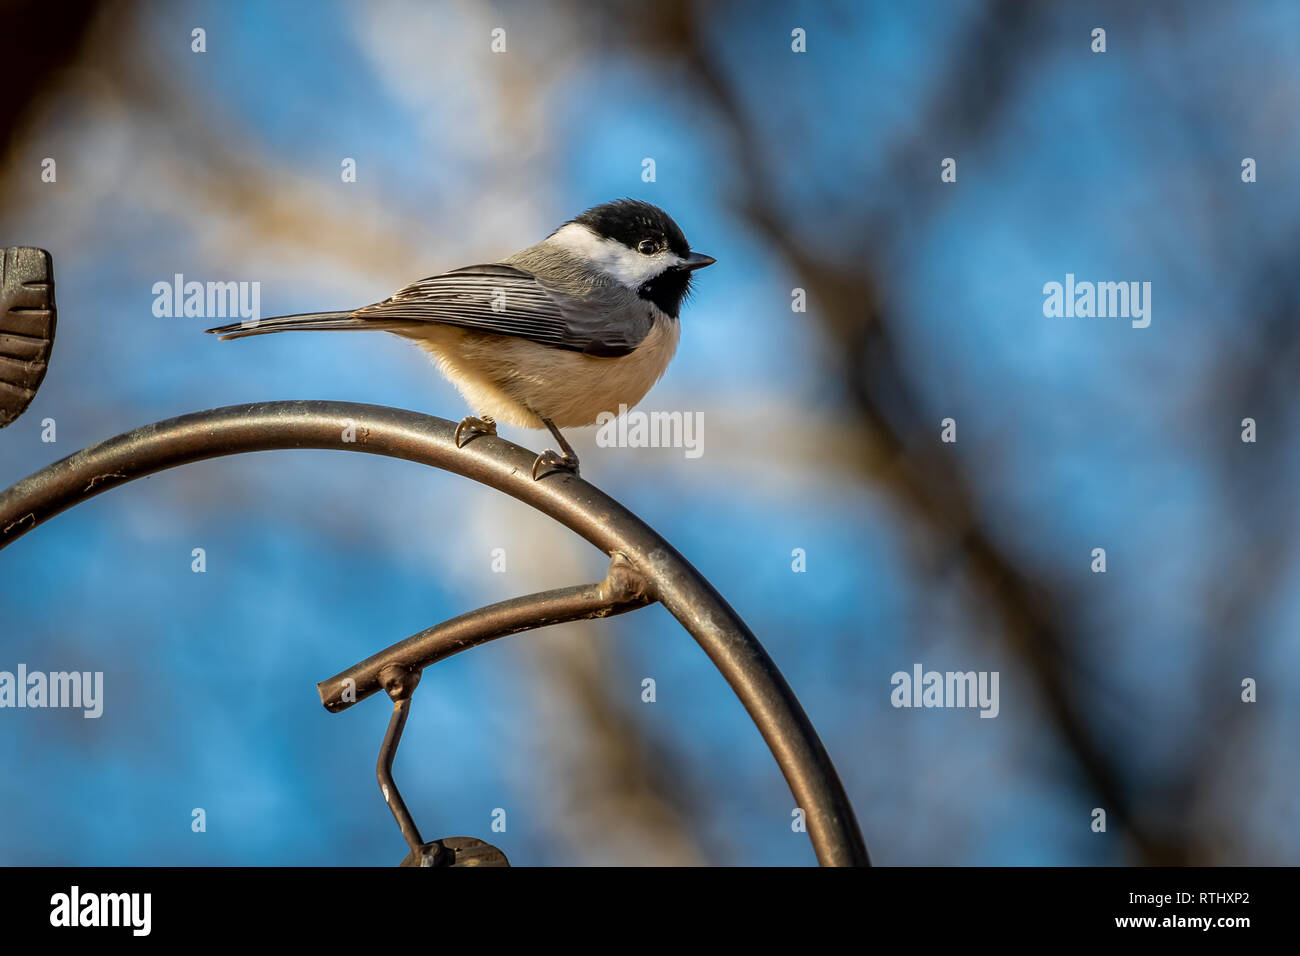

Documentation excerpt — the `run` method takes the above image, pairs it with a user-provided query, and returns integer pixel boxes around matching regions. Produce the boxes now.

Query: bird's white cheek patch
[547,223,673,288]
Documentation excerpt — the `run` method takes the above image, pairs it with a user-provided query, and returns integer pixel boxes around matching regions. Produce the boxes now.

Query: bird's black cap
[570,199,692,259]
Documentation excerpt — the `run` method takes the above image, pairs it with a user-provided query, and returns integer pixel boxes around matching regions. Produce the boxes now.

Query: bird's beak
[681,252,716,271]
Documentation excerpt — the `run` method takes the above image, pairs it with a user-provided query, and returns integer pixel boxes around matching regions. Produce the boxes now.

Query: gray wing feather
[355,263,651,357]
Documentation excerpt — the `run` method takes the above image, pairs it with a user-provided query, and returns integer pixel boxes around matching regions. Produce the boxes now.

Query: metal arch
[0,400,870,866]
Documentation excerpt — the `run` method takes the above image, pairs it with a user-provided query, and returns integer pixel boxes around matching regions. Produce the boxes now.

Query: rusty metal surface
[0,247,56,429]
[0,400,870,866]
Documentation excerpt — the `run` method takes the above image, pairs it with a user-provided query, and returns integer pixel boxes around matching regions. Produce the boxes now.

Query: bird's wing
[356,263,652,358]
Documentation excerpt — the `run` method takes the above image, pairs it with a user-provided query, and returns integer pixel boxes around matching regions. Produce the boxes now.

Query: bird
[206,199,714,479]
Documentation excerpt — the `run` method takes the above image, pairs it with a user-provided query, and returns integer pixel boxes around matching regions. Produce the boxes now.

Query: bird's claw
[454,415,497,448]
[532,449,580,481]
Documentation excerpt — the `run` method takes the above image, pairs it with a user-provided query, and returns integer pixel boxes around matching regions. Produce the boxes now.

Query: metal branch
[0,400,869,866]
[378,695,423,854]
[319,554,652,713]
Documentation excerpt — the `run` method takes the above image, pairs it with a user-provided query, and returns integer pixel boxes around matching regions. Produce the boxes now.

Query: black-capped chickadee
[207,199,714,478]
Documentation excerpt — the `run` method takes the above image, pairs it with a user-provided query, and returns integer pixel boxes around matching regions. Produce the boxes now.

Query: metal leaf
[0,246,56,428]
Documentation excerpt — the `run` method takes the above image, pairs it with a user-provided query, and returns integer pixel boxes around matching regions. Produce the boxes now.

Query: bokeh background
[1,0,1298,865]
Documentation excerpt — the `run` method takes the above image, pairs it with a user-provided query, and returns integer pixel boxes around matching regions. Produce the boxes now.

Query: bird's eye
[637,239,657,255]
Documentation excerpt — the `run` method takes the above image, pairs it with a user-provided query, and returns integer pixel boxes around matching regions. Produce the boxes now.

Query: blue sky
[1,0,1297,865]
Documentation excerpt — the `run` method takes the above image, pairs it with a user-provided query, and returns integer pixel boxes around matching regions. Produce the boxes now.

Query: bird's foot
[532,448,580,481]
[454,415,497,448]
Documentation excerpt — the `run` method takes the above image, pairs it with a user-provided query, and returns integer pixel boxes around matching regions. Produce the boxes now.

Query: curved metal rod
[0,400,870,866]
[319,554,653,712]
[378,697,424,854]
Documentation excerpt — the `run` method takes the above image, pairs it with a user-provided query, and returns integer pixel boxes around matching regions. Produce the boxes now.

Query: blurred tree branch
[6,0,1293,866]
[0,0,713,865]
[618,0,1195,863]
[0,0,102,162]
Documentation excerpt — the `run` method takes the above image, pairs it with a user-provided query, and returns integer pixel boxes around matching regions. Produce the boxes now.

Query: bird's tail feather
[205,311,413,341]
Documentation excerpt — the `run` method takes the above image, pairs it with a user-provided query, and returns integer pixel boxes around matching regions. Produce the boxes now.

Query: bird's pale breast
[404,316,680,429]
